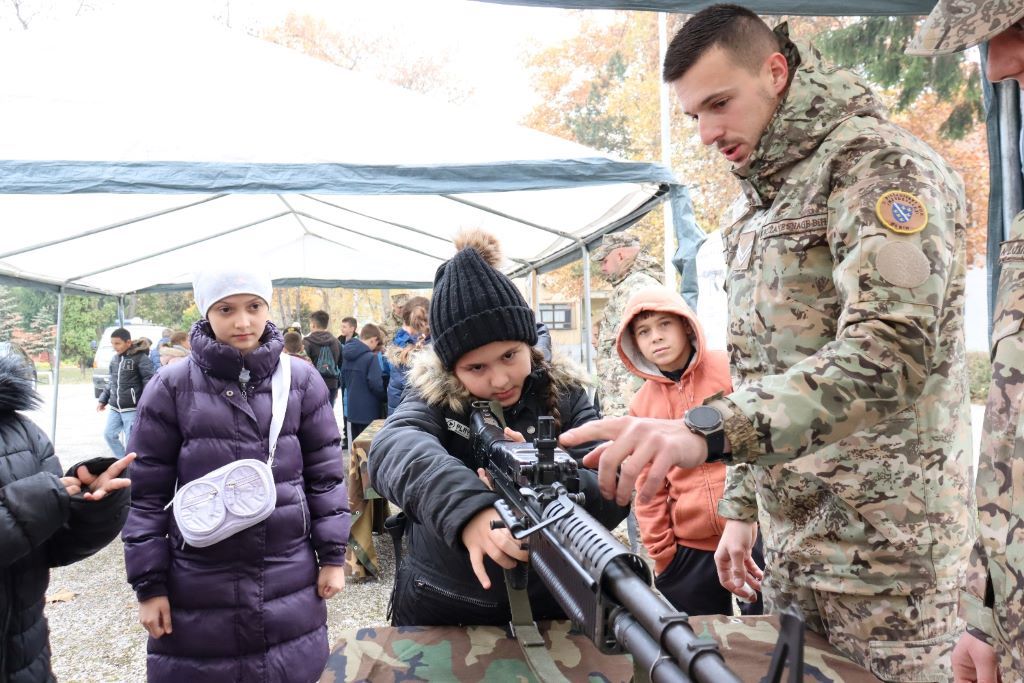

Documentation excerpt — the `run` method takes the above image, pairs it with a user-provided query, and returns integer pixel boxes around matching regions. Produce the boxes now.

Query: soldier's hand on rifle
[561,417,707,506]
[461,507,529,590]
[952,630,1000,683]
[714,520,763,603]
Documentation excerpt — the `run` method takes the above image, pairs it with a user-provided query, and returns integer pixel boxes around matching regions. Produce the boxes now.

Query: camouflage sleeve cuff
[717,496,758,522]
[960,589,996,639]
[705,396,760,462]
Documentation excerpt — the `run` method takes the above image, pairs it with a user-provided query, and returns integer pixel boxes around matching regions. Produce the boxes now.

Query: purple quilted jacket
[122,321,349,683]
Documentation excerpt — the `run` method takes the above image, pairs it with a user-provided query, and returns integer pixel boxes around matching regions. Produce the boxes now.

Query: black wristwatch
[683,405,729,463]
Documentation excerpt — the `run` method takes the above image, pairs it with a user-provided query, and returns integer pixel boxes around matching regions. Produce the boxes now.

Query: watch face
[687,406,722,431]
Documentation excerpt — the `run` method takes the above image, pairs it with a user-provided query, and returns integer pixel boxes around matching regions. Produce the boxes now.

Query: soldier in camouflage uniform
[379,293,409,344]
[908,3,1024,681]
[593,231,663,419]
[563,6,974,681]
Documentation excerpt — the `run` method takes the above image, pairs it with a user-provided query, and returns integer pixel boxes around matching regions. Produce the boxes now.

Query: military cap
[592,231,641,262]
[906,0,1024,56]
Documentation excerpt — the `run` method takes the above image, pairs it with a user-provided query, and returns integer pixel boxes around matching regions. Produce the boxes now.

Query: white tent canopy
[0,6,698,296]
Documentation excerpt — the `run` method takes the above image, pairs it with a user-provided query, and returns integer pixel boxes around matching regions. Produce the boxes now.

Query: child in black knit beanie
[368,228,629,626]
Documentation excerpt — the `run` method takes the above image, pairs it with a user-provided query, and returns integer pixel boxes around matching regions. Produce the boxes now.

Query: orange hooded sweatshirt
[616,287,732,574]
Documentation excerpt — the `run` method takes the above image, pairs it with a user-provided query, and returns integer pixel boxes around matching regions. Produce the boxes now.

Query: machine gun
[470,403,805,683]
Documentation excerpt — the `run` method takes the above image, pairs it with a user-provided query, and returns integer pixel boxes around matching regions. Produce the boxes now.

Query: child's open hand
[318,565,345,599]
[76,452,136,501]
[460,508,529,590]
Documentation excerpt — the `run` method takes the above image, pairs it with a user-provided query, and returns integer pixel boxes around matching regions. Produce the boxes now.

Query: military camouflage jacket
[962,211,1024,674]
[596,253,663,417]
[708,41,973,595]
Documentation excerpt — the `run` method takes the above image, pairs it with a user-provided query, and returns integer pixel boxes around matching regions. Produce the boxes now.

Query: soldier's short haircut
[111,327,131,342]
[662,4,782,83]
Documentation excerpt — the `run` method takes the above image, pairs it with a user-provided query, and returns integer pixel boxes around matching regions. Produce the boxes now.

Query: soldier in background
[908,2,1024,681]
[563,6,973,680]
[593,231,663,419]
[592,230,662,553]
[379,293,410,345]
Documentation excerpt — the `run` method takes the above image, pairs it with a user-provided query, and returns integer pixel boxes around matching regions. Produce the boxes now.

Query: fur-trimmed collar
[408,347,590,414]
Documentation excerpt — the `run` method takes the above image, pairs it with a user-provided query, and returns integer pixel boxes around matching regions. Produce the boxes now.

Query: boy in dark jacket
[341,324,386,440]
[0,355,133,683]
[303,310,342,406]
[369,229,629,626]
[96,327,155,458]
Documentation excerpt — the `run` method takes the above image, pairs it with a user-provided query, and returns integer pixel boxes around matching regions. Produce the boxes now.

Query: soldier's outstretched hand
[952,631,1000,683]
[561,417,708,506]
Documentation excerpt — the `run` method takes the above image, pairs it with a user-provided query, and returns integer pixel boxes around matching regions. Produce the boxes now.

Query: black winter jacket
[0,357,129,683]
[98,338,155,411]
[369,349,629,626]
[303,331,342,392]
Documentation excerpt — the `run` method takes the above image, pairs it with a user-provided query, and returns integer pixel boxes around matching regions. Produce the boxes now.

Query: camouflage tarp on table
[345,419,389,581]
[323,616,879,682]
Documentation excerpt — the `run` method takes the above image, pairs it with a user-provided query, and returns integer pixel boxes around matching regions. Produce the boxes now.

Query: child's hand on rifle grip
[461,507,529,590]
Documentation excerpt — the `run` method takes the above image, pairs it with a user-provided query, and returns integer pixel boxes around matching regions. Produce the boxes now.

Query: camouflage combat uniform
[704,35,973,681]
[379,293,409,344]
[594,232,663,418]
[958,213,1024,678]
[907,3,1024,680]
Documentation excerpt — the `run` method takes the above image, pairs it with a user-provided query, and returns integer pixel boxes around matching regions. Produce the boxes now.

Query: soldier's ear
[765,52,789,97]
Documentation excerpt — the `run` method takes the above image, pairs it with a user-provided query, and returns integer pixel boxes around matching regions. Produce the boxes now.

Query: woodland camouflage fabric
[703,36,972,679]
[345,419,387,581]
[323,615,878,682]
[907,0,1024,56]
[961,211,1024,679]
[595,253,663,417]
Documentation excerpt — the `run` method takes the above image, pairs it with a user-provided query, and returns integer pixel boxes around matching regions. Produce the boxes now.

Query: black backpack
[315,344,339,380]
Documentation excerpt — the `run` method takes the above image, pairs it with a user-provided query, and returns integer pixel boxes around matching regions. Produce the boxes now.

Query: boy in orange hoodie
[616,286,762,616]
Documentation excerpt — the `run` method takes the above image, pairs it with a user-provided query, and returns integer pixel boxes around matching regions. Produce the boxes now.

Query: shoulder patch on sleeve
[875,191,928,234]
[876,241,931,288]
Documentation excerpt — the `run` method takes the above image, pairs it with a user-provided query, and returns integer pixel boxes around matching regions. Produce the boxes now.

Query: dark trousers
[655,540,765,617]
[350,422,369,441]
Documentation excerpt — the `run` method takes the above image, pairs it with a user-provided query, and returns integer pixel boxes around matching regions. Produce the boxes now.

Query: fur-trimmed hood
[408,346,590,414]
[0,354,39,414]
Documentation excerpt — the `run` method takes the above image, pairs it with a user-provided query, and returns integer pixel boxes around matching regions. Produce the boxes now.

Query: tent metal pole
[659,11,675,287]
[118,296,125,326]
[65,211,292,282]
[580,245,593,376]
[0,195,227,261]
[50,287,65,443]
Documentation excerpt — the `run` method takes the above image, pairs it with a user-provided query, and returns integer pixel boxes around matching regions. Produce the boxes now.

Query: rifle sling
[503,570,571,683]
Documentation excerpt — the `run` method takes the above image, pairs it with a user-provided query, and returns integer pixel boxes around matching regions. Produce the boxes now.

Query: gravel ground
[25,384,394,683]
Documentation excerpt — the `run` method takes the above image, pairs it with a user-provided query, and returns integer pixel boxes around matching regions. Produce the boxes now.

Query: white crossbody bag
[168,355,291,548]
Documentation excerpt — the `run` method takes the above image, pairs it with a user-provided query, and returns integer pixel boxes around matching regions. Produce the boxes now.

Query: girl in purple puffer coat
[122,266,350,683]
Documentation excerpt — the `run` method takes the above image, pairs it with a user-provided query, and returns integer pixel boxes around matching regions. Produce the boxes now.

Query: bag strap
[267,353,292,467]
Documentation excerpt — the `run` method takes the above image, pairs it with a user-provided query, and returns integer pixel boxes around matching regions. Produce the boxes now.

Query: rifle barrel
[604,561,743,683]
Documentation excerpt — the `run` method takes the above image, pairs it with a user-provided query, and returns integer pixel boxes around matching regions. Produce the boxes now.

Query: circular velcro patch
[876,241,931,288]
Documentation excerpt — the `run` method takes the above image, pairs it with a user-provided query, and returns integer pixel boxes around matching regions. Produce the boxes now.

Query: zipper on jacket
[414,578,498,608]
